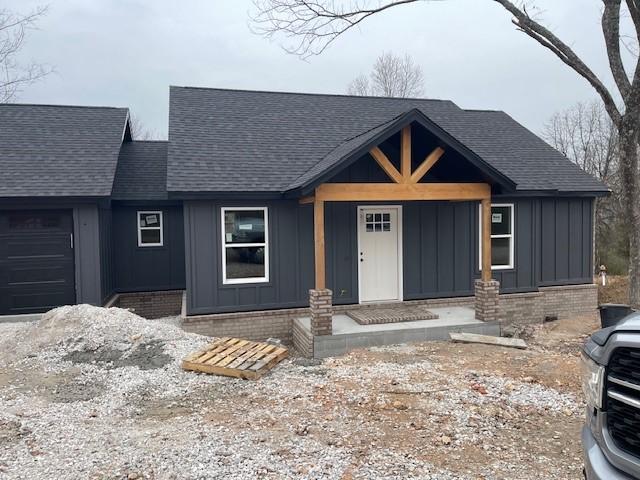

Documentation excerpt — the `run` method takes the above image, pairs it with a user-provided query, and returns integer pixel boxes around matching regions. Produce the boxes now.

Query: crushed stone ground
[0,305,597,479]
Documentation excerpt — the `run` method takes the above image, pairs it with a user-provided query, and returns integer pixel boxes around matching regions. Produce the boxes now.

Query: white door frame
[356,205,403,304]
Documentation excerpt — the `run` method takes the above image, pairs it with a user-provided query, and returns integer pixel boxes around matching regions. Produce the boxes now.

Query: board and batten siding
[403,201,476,300]
[111,205,186,293]
[184,200,314,315]
[99,206,115,303]
[538,197,593,286]
[182,197,594,315]
[474,197,592,291]
[73,204,104,306]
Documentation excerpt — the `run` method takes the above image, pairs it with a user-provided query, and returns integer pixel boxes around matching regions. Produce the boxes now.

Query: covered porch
[295,122,501,356]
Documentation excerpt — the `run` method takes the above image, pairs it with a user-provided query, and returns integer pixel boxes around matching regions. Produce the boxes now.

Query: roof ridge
[170,85,454,104]
[463,108,503,113]
[0,103,128,110]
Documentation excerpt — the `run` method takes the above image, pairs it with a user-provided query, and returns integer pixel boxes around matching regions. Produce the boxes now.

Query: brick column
[475,279,500,322]
[309,288,333,336]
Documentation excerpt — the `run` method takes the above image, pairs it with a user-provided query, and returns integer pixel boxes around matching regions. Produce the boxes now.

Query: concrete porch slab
[296,307,501,358]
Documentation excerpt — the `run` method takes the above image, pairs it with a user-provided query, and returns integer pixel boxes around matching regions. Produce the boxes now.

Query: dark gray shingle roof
[167,87,608,195]
[112,141,168,200]
[0,104,129,197]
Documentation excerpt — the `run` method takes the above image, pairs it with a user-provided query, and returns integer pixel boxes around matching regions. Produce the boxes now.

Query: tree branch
[492,0,622,126]
[0,5,50,103]
[250,0,424,58]
[602,0,631,99]
[251,0,623,125]
[625,0,640,36]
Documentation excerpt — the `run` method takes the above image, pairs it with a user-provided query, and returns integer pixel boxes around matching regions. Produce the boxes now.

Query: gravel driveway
[0,305,594,479]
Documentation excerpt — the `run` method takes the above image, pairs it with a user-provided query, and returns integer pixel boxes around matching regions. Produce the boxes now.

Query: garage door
[0,210,76,315]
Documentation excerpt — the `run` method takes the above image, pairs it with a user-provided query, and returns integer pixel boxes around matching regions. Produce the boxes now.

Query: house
[0,87,608,356]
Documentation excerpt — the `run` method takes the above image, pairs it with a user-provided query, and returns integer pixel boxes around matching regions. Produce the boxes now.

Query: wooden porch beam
[299,195,315,204]
[370,147,402,184]
[410,147,445,183]
[315,182,491,202]
[481,197,492,281]
[401,125,411,182]
[314,197,326,289]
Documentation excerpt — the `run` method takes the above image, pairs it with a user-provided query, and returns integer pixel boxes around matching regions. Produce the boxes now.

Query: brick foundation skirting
[113,290,184,320]
[539,284,598,321]
[498,284,598,325]
[499,291,544,325]
[181,307,308,342]
[292,318,314,357]
[179,283,598,344]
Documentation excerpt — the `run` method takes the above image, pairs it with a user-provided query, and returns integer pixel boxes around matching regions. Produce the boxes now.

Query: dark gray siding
[99,207,115,303]
[404,201,476,299]
[73,205,103,305]
[112,205,186,293]
[184,200,314,315]
[481,198,537,293]
[325,203,358,304]
[538,197,593,286]
[183,197,594,314]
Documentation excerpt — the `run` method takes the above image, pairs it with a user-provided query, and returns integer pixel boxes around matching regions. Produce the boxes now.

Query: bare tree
[543,100,622,270]
[251,0,640,307]
[0,6,50,103]
[129,113,160,141]
[348,52,425,97]
[543,101,618,182]
[347,73,370,96]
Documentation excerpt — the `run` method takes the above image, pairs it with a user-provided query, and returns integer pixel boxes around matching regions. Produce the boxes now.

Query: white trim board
[220,206,269,285]
[478,202,515,270]
[137,210,164,247]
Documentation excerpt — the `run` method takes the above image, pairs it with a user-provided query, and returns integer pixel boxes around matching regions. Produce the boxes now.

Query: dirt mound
[2,305,206,371]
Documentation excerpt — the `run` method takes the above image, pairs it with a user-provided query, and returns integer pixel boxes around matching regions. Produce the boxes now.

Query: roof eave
[167,190,285,201]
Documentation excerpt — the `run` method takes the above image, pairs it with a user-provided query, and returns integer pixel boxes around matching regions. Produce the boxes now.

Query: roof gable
[287,108,516,194]
[0,104,130,197]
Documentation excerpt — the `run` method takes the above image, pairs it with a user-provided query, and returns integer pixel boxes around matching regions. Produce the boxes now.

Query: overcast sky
[8,0,621,138]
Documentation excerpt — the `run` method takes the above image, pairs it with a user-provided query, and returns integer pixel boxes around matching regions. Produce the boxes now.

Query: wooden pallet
[181,337,288,380]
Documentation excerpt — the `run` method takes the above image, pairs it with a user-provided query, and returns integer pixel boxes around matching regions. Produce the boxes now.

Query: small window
[365,212,392,233]
[479,204,514,270]
[221,207,269,284]
[137,211,163,247]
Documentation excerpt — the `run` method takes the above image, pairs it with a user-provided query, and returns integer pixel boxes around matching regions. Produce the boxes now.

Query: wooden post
[481,197,492,281]
[401,125,411,182]
[314,197,326,289]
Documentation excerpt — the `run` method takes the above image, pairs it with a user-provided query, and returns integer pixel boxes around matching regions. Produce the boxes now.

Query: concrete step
[311,320,500,359]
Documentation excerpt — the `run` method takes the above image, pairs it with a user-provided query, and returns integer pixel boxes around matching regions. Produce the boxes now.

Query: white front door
[358,206,402,303]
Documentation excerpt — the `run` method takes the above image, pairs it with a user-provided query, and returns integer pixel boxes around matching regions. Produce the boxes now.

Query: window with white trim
[479,203,514,270]
[221,207,269,284]
[137,211,163,247]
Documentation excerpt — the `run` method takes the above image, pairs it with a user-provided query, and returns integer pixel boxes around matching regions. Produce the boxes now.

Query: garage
[0,210,76,315]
